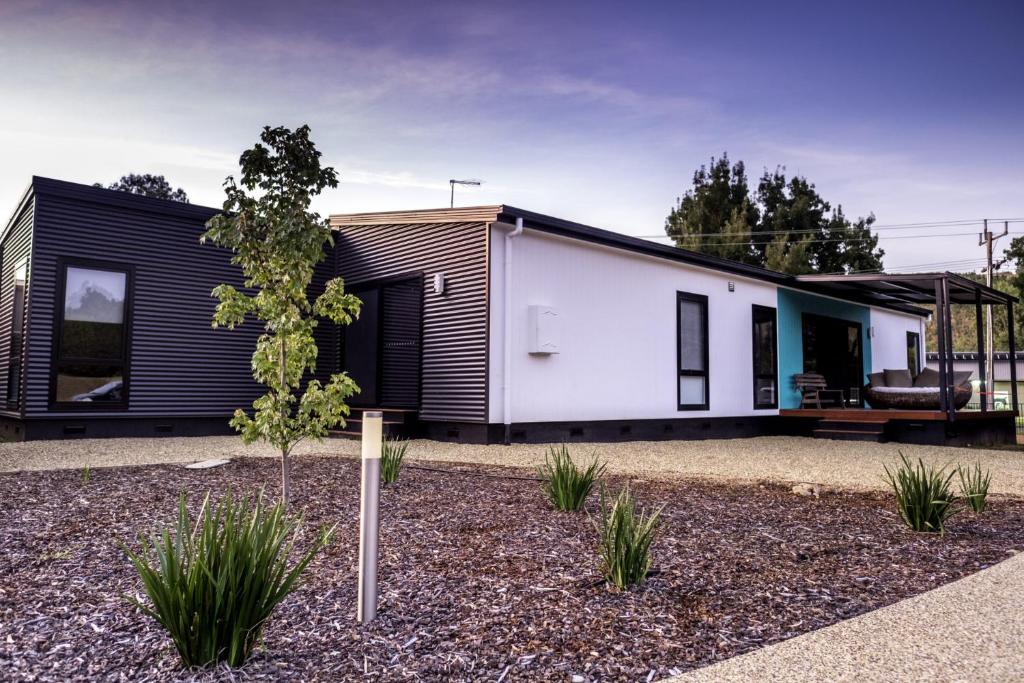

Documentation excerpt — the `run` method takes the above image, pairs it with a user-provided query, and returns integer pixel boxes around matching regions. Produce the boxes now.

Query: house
[0,177,1016,445]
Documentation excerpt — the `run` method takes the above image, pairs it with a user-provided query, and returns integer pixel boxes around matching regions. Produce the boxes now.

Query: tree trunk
[281,447,291,508]
[280,335,291,508]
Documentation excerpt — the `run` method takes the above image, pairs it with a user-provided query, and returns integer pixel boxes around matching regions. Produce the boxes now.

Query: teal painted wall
[777,289,872,408]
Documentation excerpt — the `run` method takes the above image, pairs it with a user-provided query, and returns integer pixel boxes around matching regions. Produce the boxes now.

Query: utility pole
[980,219,1009,409]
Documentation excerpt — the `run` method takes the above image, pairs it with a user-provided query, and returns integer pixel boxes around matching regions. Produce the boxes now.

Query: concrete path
[671,551,1024,683]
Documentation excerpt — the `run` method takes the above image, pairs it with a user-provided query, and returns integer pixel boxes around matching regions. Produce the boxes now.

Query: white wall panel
[488,227,779,422]
[870,308,926,373]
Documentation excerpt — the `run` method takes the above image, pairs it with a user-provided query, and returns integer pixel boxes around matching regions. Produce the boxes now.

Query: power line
[638,231,1024,248]
[638,218,1024,240]
[819,257,991,275]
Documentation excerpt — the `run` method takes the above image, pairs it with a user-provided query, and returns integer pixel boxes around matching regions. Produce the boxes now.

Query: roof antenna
[449,178,483,208]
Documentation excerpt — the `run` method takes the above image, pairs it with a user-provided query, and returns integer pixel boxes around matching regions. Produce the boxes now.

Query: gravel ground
[2,456,1023,681]
[672,548,1024,682]
[3,435,1024,495]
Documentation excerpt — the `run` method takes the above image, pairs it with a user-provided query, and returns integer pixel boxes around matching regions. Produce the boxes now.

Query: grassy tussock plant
[381,437,408,485]
[883,452,958,534]
[537,444,606,511]
[958,463,992,513]
[121,491,333,669]
[594,484,663,589]
[81,465,91,485]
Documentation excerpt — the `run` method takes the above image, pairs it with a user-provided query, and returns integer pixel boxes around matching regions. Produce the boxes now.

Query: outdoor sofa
[864,367,973,410]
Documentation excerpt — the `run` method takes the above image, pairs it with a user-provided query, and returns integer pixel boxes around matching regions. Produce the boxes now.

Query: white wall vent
[527,305,560,354]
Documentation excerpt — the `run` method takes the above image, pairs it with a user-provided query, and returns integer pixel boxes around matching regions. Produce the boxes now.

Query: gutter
[502,217,523,444]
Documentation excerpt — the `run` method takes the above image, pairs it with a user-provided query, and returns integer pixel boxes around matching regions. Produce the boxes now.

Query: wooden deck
[779,407,1017,445]
[779,408,1016,422]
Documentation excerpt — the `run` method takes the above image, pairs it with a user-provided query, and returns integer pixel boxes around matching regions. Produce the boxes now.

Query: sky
[1,0,1022,272]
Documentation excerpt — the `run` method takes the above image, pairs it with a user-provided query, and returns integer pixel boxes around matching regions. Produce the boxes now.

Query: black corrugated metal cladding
[335,222,489,423]
[25,181,265,418]
[5,178,490,430]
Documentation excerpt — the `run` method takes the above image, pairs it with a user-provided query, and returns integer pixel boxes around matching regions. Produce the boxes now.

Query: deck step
[328,406,420,440]
[813,428,886,442]
[328,424,408,439]
[818,419,890,432]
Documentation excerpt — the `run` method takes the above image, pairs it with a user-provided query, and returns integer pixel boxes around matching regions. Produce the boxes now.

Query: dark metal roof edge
[30,176,221,221]
[776,283,931,317]
[798,271,1018,305]
[944,271,1019,304]
[498,205,929,317]
[498,205,793,284]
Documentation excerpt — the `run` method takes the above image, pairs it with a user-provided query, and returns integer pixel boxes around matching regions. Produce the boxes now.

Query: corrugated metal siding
[334,222,488,423]
[0,198,34,409]
[25,189,265,417]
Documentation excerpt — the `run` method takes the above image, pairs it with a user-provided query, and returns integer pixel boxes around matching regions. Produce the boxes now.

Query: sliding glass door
[801,313,864,407]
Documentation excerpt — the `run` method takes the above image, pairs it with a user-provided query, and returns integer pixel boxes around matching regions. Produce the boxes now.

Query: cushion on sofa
[913,367,941,387]
[868,372,886,388]
[953,370,972,387]
[883,368,913,388]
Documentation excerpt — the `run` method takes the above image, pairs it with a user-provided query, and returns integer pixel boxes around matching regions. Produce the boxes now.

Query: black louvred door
[344,287,380,406]
[343,276,422,408]
[380,278,422,408]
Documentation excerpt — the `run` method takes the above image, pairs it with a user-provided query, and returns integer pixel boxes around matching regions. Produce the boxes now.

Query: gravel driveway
[2,435,1024,495]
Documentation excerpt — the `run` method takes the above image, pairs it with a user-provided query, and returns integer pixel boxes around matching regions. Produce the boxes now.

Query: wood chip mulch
[2,456,1023,682]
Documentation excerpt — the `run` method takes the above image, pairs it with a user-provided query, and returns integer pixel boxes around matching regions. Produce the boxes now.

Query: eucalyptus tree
[95,173,189,202]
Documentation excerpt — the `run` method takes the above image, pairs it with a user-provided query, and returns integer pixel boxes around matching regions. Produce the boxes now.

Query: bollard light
[357,411,382,624]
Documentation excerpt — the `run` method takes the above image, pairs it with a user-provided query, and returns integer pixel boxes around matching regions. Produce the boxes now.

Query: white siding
[488,227,779,423]
[870,308,926,373]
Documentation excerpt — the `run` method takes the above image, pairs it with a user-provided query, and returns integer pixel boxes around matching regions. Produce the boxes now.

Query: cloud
[534,73,703,114]
[341,169,448,191]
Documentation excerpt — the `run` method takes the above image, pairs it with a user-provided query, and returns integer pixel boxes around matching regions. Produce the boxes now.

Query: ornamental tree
[202,125,361,508]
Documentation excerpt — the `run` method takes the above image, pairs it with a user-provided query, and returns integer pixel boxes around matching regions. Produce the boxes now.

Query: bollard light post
[357,411,382,624]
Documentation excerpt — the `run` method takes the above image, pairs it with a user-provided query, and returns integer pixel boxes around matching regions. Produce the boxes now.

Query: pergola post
[1008,302,1018,414]
[976,291,987,411]
[943,277,956,423]
[934,279,949,416]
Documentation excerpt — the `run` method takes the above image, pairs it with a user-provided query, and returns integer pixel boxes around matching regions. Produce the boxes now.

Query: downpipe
[503,217,523,445]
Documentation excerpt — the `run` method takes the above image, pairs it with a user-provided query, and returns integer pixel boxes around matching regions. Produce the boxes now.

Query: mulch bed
[2,457,1023,682]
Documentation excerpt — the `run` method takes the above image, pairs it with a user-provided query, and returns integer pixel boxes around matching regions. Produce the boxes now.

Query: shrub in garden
[593,483,663,589]
[381,436,408,485]
[537,444,606,511]
[883,452,958,534]
[958,462,991,513]
[121,490,333,668]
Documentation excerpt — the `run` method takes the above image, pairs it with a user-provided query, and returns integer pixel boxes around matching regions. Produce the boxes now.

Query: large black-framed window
[907,331,921,377]
[5,258,27,409]
[677,291,709,410]
[752,304,778,409]
[50,259,132,408]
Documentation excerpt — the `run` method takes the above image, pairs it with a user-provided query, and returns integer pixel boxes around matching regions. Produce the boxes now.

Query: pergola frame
[797,272,1019,423]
